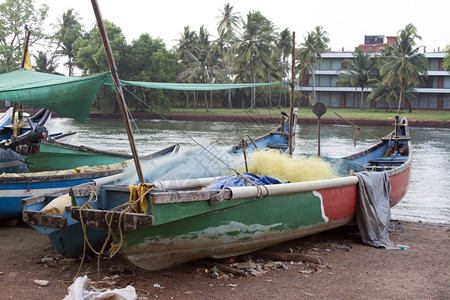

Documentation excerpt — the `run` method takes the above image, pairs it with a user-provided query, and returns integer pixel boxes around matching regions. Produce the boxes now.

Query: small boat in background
[0,108,62,173]
[24,140,134,172]
[0,107,13,130]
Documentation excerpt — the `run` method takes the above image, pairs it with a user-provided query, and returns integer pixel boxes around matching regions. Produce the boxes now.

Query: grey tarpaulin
[356,171,394,249]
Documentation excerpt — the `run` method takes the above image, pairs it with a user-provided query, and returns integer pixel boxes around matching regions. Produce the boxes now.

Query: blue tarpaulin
[205,172,283,190]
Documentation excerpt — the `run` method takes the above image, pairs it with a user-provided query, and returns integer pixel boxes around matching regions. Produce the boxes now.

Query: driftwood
[196,260,248,276]
[252,250,322,265]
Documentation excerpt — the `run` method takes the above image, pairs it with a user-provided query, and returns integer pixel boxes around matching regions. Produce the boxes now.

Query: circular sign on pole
[312,102,327,119]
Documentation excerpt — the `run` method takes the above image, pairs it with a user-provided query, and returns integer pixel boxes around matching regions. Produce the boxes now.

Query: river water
[50,117,450,225]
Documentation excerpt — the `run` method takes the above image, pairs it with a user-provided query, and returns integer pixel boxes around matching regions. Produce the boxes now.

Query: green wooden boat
[68,117,412,270]
[24,140,134,172]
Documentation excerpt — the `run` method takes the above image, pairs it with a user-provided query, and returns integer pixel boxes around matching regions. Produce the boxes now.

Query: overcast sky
[36,0,448,52]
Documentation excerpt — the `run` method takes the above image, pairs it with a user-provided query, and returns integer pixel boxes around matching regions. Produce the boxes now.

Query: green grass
[168,107,450,121]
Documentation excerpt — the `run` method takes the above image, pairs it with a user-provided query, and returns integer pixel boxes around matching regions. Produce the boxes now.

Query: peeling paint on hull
[120,188,355,270]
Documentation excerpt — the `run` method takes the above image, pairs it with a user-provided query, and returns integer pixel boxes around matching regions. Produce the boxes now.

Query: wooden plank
[22,210,67,229]
[69,208,153,232]
[150,190,231,204]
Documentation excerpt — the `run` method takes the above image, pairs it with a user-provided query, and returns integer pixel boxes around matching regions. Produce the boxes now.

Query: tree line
[1,0,447,114]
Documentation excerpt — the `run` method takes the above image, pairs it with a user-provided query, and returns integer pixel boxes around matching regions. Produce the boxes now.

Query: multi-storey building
[297,36,450,110]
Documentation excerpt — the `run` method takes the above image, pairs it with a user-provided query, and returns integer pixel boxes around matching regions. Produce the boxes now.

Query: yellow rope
[12,118,25,137]
[74,183,154,283]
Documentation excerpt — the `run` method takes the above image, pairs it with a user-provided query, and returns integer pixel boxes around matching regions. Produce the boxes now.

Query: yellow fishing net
[240,149,339,183]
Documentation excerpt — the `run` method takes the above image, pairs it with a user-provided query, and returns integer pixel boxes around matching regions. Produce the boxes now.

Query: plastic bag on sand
[63,275,137,300]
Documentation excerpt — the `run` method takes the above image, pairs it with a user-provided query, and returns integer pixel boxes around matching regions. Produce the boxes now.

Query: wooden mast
[288,32,296,156]
[90,0,144,182]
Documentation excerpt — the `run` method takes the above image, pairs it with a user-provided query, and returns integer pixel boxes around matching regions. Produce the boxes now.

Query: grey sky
[37,0,448,52]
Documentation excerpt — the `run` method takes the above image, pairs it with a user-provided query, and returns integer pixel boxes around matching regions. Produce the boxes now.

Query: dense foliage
[0,0,438,114]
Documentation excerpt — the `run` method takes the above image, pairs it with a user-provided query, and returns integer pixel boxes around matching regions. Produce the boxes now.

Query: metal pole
[91,0,144,183]
[317,118,321,156]
[288,32,296,156]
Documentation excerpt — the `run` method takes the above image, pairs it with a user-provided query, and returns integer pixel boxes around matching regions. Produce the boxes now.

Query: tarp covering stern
[0,69,111,123]
[356,171,394,249]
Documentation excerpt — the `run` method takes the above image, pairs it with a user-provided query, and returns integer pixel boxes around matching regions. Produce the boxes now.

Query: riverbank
[86,111,450,128]
[3,108,449,128]
[0,221,448,299]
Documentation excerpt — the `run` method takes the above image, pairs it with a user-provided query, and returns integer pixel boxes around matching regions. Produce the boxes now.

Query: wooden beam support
[69,208,153,232]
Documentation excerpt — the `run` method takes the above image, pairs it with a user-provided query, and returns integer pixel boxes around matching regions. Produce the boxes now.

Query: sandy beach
[0,220,448,299]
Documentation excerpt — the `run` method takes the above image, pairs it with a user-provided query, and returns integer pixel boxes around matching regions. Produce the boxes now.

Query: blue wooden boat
[1,144,179,220]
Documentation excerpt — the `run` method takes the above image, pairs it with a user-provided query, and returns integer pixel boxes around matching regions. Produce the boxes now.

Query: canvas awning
[0,69,287,123]
[118,80,286,91]
[0,69,111,123]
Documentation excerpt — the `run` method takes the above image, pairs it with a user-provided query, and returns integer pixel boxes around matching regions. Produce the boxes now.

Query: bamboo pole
[91,0,144,183]
[13,27,32,127]
[21,28,31,68]
[288,32,296,156]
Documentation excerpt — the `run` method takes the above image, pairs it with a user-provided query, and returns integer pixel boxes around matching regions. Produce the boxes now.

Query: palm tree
[176,26,198,65]
[367,80,417,111]
[216,3,241,40]
[216,3,241,109]
[297,26,329,101]
[379,23,428,114]
[277,28,291,107]
[34,50,57,74]
[444,45,450,71]
[54,8,83,76]
[336,47,378,110]
[178,26,225,112]
[176,26,198,108]
[232,11,277,109]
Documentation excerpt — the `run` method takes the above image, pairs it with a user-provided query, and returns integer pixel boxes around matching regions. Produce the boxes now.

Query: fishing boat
[0,144,179,220]
[0,107,13,130]
[21,112,298,258]
[24,140,135,172]
[54,116,412,270]
[23,107,297,172]
[0,108,62,173]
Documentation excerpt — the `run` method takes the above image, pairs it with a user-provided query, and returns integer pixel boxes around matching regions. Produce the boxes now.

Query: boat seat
[267,143,288,150]
[368,154,407,166]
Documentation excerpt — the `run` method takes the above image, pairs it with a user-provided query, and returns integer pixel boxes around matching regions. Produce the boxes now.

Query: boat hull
[1,170,122,220]
[121,184,357,270]
[0,148,30,173]
[112,118,413,270]
[25,141,132,172]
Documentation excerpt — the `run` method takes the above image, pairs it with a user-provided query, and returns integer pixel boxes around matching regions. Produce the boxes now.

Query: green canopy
[0,69,111,123]
[118,80,287,91]
[0,69,287,123]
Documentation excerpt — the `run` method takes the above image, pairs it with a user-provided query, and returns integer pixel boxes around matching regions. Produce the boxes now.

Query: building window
[429,94,438,108]
[428,59,440,71]
[330,92,340,107]
[443,94,450,109]
[443,77,450,88]
[331,59,342,70]
[319,75,330,87]
[319,59,331,70]
[420,77,439,88]
[345,92,356,108]
[330,75,340,86]
[417,93,439,109]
